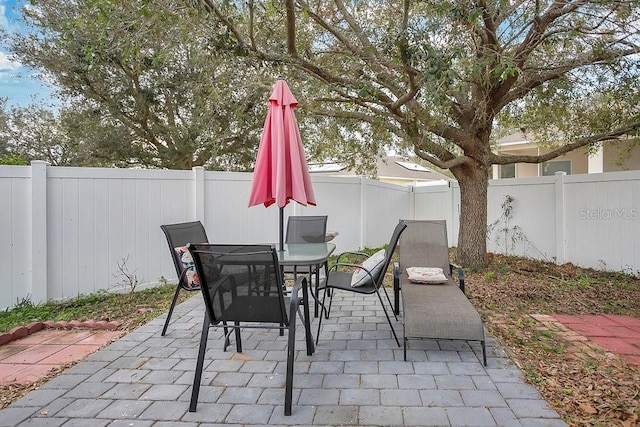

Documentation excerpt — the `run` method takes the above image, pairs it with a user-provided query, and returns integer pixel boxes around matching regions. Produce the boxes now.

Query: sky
[0,0,56,108]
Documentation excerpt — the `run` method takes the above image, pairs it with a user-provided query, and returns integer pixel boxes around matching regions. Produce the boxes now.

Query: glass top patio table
[276,242,336,266]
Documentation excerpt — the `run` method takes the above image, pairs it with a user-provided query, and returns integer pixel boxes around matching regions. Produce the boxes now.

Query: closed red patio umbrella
[248,79,316,250]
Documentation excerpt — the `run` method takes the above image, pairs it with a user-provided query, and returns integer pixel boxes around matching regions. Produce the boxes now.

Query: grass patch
[0,284,189,333]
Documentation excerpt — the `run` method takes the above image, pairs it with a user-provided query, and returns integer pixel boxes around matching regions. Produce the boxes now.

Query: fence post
[408,184,415,219]
[30,160,48,304]
[359,177,366,249]
[554,171,567,264]
[193,166,205,223]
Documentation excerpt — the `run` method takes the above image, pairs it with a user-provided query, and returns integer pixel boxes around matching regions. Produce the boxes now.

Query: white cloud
[0,50,21,72]
[0,4,9,29]
[0,50,22,85]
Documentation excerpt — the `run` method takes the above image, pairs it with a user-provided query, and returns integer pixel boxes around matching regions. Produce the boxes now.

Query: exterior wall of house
[496,145,591,178]
[517,163,539,178]
[563,150,588,174]
[604,140,640,172]
[495,136,640,179]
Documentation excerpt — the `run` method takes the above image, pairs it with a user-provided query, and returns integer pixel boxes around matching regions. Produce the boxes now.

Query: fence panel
[412,183,457,246]
[363,179,411,249]
[0,167,32,309]
[202,173,366,254]
[564,171,640,274]
[486,177,558,261]
[43,168,195,304]
[298,176,365,253]
[1,163,639,310]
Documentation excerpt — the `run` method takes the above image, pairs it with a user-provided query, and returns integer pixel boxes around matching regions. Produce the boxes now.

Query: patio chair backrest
[375,221,408,287]
[188,244,289,326]
[399,220,450,274]
[161,221,209,289]
[286,216,328,243]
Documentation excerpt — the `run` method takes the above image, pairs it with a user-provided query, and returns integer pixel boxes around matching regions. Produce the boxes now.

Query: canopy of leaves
[194,0,639,172]
[7,0,285,170]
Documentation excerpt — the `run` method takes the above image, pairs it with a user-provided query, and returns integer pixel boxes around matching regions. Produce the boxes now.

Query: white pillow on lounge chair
[406,266,448,284]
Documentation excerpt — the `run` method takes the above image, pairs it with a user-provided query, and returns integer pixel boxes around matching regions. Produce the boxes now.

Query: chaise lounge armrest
[393,262,401,315]
[450,262,465,293]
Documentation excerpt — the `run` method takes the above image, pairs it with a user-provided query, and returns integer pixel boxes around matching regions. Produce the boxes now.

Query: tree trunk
[455,164,489,269]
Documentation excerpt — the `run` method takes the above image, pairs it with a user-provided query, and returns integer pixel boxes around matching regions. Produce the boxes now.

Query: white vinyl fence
[1,162,638,310]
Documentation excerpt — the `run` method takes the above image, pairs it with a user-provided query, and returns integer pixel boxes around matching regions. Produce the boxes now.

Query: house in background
[492,131,640,179]
[309,155,452,185]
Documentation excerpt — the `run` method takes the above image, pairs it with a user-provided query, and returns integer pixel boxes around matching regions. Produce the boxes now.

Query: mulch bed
[467,255,640,427]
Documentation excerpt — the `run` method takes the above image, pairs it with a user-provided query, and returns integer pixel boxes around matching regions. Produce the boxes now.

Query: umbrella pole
[279,207,285,251]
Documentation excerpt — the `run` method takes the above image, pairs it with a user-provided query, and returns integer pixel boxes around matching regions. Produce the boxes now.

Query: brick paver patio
[0,293,568,426]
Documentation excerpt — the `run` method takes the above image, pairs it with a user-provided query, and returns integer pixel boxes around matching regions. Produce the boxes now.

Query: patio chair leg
[161,285,182,336]
[285,312,296,416]
[315,285,330,345]
[234,322,242,353]
[222,321,231,349]
[189,312,210,412]
[404,337,407,361]
[375,289,400,347]
[381,285,398,321]
[299,278,315,355]
[297,305,314,356]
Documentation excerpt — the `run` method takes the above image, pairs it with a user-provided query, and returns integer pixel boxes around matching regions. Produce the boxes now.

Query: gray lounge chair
[394,220,486,364]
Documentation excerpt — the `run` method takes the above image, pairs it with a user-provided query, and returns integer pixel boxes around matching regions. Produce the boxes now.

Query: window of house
[542,160,571,176]
[500,164,515,179]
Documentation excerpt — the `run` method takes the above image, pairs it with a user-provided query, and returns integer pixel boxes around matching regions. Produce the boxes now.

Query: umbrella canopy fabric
[248,80,316,209]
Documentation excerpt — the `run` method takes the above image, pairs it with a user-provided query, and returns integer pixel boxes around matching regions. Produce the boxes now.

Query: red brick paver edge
[532,314,640,367]
[0,322,125,386]
[0,321,121,346]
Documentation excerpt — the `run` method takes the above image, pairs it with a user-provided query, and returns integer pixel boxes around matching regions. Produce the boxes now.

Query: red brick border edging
[0,321,121,346]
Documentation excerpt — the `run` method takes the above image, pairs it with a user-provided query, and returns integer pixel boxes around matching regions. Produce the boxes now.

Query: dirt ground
[466,254,640,427]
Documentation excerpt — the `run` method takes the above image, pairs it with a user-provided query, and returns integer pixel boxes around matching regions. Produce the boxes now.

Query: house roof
[309,156,452,183]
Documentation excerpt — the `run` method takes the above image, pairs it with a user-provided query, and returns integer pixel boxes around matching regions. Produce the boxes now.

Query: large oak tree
[194,0,640,267]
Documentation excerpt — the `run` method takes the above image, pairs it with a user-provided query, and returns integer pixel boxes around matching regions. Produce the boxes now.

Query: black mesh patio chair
[284,215,328,316]
[315,221,407,347]
[285,215,328,244]
[160,221,209,336]
[187,243,314,416]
